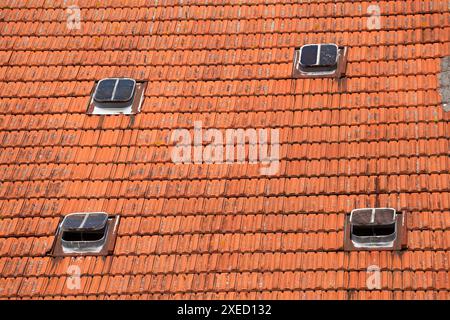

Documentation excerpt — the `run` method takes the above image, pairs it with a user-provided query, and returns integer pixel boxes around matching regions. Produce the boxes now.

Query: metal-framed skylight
[93,78,136,103]
[293,43,348,78]
[50,212,120,257]
[344,208,407,251]
[350,208,397,248]
[87,78,146,115]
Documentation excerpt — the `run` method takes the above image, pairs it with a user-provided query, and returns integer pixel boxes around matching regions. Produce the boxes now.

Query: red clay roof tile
[0,0,449,300]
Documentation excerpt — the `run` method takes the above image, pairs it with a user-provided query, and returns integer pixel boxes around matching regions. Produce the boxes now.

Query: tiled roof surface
[0,0,449,300]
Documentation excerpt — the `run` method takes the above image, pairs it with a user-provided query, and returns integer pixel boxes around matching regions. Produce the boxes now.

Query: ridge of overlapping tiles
[0,0,449,300]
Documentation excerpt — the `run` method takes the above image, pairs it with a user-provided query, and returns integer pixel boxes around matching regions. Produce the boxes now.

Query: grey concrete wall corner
[439,56,450,112]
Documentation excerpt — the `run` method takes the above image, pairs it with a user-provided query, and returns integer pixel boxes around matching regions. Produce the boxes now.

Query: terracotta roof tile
[0,0,449,300]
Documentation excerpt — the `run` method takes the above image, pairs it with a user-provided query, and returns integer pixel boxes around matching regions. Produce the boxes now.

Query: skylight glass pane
[319,44,338,66]
[350,209,373,225]
[94,79,117,102]
[374,208,396,224]
[113,79,136,102]
[62,214,85,230]
[83,213,108,230]
[300,45,318,66]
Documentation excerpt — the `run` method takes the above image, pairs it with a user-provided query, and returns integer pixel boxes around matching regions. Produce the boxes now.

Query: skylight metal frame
[350,208,397,248]
[49,212,120,257]
[344,208,408,251]
[87,78,147,115]
[293,44,348,79]
[60,212,109,253]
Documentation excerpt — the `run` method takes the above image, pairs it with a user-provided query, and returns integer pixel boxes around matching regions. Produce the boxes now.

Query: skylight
[50,212,120,257]
[293,43,347,78]
[344,208,407,251]
[299,44,338,69]
[350,208,397,248]
[61,212,108,243]
[94,78,136,103]
[87,78,146,115]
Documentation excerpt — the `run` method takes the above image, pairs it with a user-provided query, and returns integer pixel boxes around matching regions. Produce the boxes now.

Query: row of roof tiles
[1,91,446,115]
[0,59,446,82]
[3,28,448,50]
[1,13,449,36]
[2,43,447,67]
[2,1,449,21]
[2,250,450,278]
[3,291,450,300]
[1,106,448,129]
[1,156,448,181]
[1,0,447,9]
[1,123,448,147]
[0,76,445,99]
[1,139,447,165]
[1,211,449,238]
[0,230,449,258]
[1,194,447,218]
[1,174,449,199]
[1,270,450,298]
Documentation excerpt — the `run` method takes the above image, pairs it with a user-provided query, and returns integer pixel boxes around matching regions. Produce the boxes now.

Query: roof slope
[0,0,449,300]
